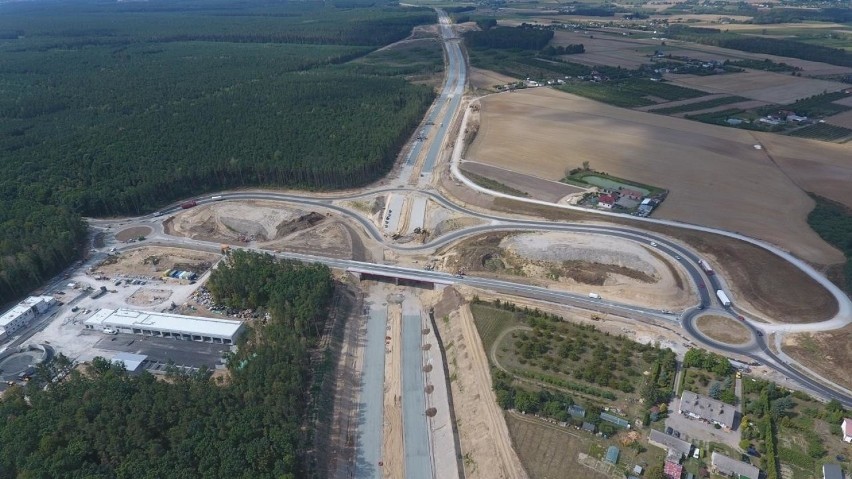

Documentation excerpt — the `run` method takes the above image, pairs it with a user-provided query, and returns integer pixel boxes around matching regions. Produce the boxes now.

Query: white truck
[698,259,714,275]
[588,293,601,299]
[716,289,731,307]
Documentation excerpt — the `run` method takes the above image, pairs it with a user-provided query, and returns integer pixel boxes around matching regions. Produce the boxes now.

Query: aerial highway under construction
[84,9,852,411]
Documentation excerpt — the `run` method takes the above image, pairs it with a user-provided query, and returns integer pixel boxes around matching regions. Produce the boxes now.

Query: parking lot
[90,332,229,371]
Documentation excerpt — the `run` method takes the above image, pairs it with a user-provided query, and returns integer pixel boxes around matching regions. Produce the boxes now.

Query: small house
[598,194,616,209]
[823,463,844,479]
[842,418,852,443]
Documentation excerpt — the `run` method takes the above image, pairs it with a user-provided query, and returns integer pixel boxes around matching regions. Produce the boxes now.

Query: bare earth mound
[695,315,751,345]
[784,325,852,392]
[167,201,317,243]
[466,87,848,267]
[93,246,219,278]
[115,226,152,242]
[440,231,692,310]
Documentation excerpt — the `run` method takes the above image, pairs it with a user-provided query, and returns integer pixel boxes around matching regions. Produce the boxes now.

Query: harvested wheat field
[665,70,848,104]
[466,87,849,266]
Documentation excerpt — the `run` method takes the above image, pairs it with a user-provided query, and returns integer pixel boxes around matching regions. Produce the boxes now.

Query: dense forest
[465,25,555,50]
[0,252,334,477]
[807,194,852,295]
[667,25,852,68]
[0,0,436,304]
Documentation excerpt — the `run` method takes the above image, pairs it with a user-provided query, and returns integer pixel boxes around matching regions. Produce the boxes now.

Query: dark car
[665,427,673,435]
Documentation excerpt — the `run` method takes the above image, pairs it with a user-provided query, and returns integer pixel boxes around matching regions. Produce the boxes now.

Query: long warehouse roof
[85,309,243,337]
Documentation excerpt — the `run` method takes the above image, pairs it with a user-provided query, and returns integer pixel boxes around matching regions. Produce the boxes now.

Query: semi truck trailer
[180,200,197,209]
[698,259,714,275]
[716,289,731,307]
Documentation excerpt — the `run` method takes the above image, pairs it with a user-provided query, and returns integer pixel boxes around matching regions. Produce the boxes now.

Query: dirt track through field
[466,87,848,266]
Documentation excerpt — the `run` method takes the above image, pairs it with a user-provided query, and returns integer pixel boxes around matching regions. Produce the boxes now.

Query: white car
[650,241,658,247]
[102,328,118,335]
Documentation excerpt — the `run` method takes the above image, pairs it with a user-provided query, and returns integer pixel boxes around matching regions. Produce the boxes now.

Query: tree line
[667,25,852,68]
[465,25,555,50]
[0,252,334,477]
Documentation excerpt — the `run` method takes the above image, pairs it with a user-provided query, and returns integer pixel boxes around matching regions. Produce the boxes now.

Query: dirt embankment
[431,288,528,479]
[784,325,852,392]
[439,231,692,310]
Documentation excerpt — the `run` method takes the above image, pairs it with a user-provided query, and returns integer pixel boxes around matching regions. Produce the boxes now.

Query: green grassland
[558,79,707,108]
[788,123,852,141]
[649,96,749,115]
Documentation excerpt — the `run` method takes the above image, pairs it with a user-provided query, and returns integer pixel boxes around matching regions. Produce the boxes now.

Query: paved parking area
[91,333,228,369]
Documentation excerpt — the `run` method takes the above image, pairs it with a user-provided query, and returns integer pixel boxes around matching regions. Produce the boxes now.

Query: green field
[558,78,707,108]
[649,96,749,115]
[788,123,852,141]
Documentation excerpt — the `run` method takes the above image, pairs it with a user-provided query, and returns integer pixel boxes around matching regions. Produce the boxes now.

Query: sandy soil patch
[824,109,852,129]
[92,246,220,278]
[469,67,518,92]
[461,161,584,202]
[126,287,173,307]
[665,70,848,104]
[115,226,152,242]
[465,87,847,265]
[695,315,751,344]
[426,199,487,239]
[261,220,354,260]
[432,289,528,479]
[167,200,319,243]
[440,231,693,310]
[784,324,852,392]
[382,303,405,479]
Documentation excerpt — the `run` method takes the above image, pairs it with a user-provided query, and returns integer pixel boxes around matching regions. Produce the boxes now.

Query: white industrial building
[84,309,244,344]
[0,296,57,342]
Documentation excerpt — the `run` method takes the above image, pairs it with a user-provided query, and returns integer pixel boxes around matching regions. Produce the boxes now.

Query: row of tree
[0,252,334,477]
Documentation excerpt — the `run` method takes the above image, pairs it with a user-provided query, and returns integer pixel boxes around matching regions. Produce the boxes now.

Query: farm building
[0,296,56,341]
[600,412,630,429]
[648,429,692,459]
[597,194,616,209]
[568,405,586,418]
[111,352,148,373]
[822,463,843,479]
[84,308,244,344]
[711,451,759,479]
[679,391,736,429]
[663,460,683,479]
[605,446,619,464]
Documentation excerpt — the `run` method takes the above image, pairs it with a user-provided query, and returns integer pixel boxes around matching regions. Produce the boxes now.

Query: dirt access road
[466,87,848,267]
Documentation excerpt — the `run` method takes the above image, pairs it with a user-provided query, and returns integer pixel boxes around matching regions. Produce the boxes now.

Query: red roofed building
[598,194,616,209]
[843,418,852,443]
[664,460,683,479]
[619,188,644,200]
